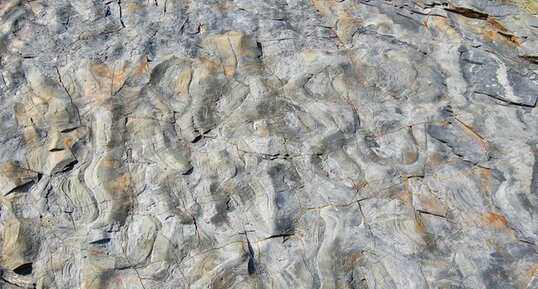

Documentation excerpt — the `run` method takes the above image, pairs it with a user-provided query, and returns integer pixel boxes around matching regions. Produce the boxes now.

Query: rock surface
[0,0,537,288]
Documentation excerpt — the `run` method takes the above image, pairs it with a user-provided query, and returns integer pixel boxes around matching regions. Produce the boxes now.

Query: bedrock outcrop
[0,0,537,288]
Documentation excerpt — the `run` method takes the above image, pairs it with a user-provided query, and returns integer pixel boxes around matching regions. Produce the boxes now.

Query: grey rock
[0,0,537,289]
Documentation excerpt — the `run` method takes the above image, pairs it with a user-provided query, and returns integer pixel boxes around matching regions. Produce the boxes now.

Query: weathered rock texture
[0,0,537,288]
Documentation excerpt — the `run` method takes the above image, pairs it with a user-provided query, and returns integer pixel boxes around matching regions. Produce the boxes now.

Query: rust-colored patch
[212,2,232,11]
[344,251,361,268]
[485,239,505,254]
[301,49,323,63]
[415,214,427,234]
[402,150,418,165]
[5,193,29,201]
[476,166,495,193]
[100,158,123,169]
[400,189,412,204]
[90,64,111,78]
[137,57,149,75]
[199,57,220,71]
[484,29,497,41]
[416,195,448,217]
[423,18,429,29]
[479,166,491,178]
[311,0,332,15]
[175,67,192,96]
[482,27,520,47]
[483,212,508,228]
[124,3,141,13]
[31,96,47,105]
[529,263,538,280]
[439,120,451,128]
[110,173,131,193]
[63,137,73,148]
[508,35,520,47]
[487,16,508,32]
[223,65,235,78]
[485,238,495,247]
[429,16,461,42]
[426,152,445,168]
[336,17,362,45]
[110,65,129,92]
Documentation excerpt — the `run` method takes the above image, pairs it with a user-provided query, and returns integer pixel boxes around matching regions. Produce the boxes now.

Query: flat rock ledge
[0,0,537,288]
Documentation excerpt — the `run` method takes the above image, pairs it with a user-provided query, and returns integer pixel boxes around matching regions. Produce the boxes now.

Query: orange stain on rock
[90,64,111,78]
[485,238,503,249]
[476,166,495,193]
[484,30,497,41]
[123,3,141,13]
[137,57,149,75]
[100,158,123,169]
[63,137,73,148]
[487,16,508,32]
[400,189,412,204]
[529,263,538,280]
[415,215,427,234]
[508,35,520,47]
[479,166,491,178]
[311,0,332,15]
[223,65,235,78]
[344,251,361,268]
[199,57,221,71]
[482,28,520,47]
[483,212,508,228]
[111,66,129,91]
[110,173,131,193]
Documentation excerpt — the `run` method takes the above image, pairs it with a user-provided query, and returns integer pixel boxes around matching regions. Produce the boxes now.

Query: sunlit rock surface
[0,0,537,288]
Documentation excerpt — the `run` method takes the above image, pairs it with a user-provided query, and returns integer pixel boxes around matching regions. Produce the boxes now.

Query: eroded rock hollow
[0,0,537,288]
